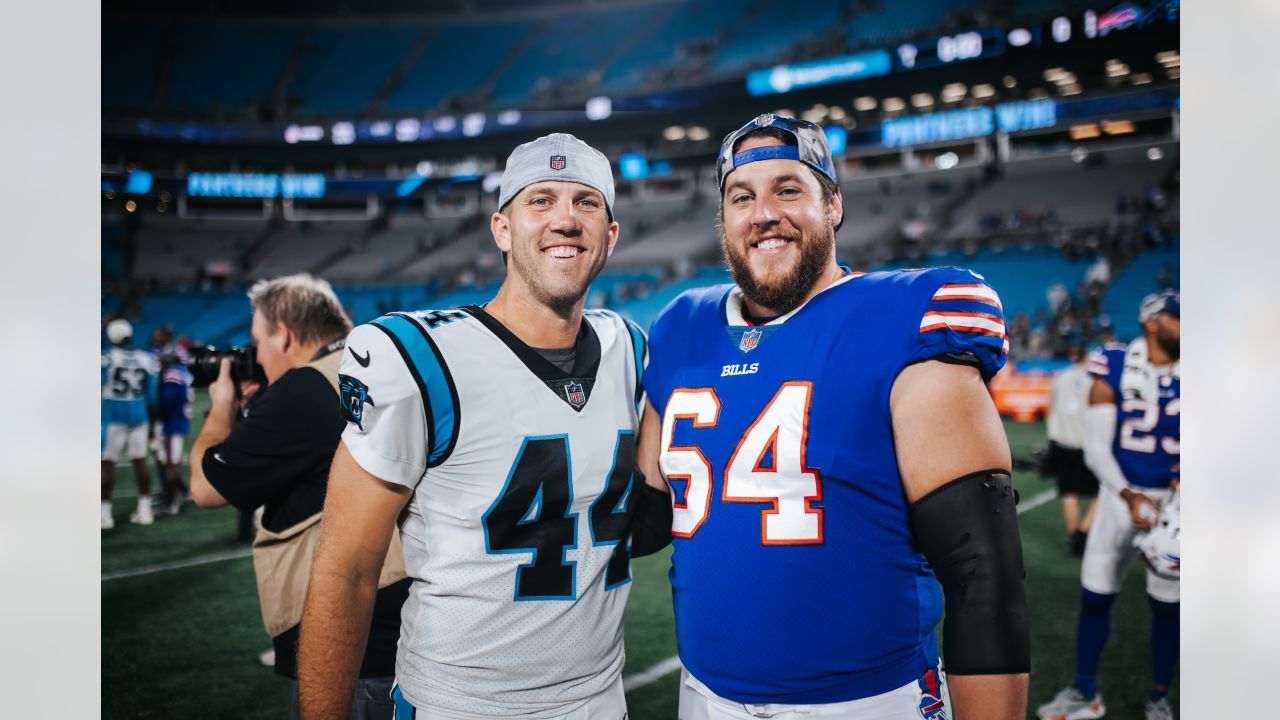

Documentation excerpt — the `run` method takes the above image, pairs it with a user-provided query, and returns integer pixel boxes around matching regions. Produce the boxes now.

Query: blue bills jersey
[1087,344,1179,490]
[642,267,1008,705]
[157,365,194,436]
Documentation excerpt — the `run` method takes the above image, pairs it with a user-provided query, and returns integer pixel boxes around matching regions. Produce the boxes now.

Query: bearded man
[634,114,1030,719]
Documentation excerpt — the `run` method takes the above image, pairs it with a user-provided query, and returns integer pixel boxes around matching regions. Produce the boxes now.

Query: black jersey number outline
[482,431,637,601]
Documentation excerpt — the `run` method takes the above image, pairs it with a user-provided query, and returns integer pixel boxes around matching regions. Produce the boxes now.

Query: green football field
[102,391,1178,719]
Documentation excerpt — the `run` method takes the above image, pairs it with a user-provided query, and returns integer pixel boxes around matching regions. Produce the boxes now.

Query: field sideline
[102,391,1177,719]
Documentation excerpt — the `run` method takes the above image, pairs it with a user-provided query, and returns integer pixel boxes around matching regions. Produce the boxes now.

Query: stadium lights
[482,171,503,193]
[1101,119,1135,135]
[1156,50,1180,67]
[1007,28,1033,47]
[585,96,612,121]
[971,83,996,99]
[1043,67,1072,84]
[125,200,137,212]
[284,124,324,144]
[882,97,906,112]
[853,96,877,112]
[1147,147,1164,161]
[1105,59,1130,77]
[663,125,685,141]
[1131,73,1153,85]
[462,113,486,137]
[1052,16,1072,43]
[331,122,356,145]
[1002,75,1018,88]
[496,109,522,126]
[1166,66,1181,79]
[415,161,435,177]
[1071,146,1090,163]
[802,104,828,123]
[1069,124,1101,140]
[772,108,795,118]
[433,116,457,133]
[910,93,935,109]
[369,121,393,138]
[935,151,960,170]
[686,126,711,141]
[828,105,847,120]
[1059,83,1083,96]
[941,83,967,103]
[841,116,858,130]
[395,119,421,142]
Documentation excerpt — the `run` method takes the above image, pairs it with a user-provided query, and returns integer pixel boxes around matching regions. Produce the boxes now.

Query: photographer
[189,273,408,719]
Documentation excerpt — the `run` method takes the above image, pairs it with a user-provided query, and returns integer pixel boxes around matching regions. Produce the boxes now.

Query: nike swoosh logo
[350,347,371,367]
[213,452,227,464]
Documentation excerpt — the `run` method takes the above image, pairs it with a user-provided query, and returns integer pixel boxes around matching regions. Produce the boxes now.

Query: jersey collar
[721,268,862,327]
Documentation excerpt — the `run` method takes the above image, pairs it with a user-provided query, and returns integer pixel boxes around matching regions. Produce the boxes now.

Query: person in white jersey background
[297,132,671,720]
[1045,346,1100,555]
[101,318,159,528]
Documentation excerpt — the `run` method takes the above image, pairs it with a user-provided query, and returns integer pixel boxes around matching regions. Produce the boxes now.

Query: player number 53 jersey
[337,306,646,719]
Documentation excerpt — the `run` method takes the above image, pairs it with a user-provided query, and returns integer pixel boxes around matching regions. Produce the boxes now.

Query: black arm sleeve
[909,469,1030,675]
[202,368,343,517]
[631,479,673,558]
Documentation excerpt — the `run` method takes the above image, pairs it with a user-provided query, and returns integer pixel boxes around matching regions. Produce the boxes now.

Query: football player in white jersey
[299,133,670,720]
[101,319,159,528]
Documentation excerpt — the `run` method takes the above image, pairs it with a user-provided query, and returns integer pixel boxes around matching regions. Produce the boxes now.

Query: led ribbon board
[746,50,891,96]
[881,100,1057,147]
[187,173,326,198]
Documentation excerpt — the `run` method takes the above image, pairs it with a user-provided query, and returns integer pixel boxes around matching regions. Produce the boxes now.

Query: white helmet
[106,318,133,345]
[1135,490,1180,580]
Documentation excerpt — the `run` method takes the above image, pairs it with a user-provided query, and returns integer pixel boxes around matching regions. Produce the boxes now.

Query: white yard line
[101,548,252,582]
[624,655,684,692]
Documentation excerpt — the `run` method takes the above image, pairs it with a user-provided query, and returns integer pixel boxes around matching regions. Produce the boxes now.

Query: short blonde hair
[247,273,352,345]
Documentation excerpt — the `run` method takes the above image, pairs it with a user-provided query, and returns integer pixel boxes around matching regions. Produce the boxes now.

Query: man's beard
[508,237,605,315]
[721,223,835,316]
[1155,330,1180,361]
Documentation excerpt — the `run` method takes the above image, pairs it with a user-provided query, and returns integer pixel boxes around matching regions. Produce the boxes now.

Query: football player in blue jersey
[636,114,1029,719]
[101,319,159,528]
[154,347,194,515]
[1037,291,1180,720]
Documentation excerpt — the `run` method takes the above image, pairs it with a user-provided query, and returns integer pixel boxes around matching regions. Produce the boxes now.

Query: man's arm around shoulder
[892,360,1028,720]
[297,440,410,720]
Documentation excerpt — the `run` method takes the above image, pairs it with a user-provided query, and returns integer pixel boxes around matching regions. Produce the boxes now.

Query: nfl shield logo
[739,328,763,353]
[563,381,586,409]
[753,113,774,127]
[550,154,567,171]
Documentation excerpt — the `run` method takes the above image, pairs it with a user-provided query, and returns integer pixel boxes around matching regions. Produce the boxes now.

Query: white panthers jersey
[101,347,158,402]
[338,306,647,718]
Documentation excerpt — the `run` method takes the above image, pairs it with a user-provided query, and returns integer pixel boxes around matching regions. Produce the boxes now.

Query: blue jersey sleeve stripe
[625,320,648,412]
[370,314,460,468]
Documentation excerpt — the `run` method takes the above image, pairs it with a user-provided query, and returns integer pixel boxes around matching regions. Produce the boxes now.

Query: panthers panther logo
[338,373,375,430]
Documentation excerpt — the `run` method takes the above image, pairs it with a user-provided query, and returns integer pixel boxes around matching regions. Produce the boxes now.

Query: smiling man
[298,133,670,720]
[636,114,1030,719]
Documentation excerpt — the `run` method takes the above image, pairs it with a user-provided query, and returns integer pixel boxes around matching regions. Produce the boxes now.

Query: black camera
[188,345,267,387]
